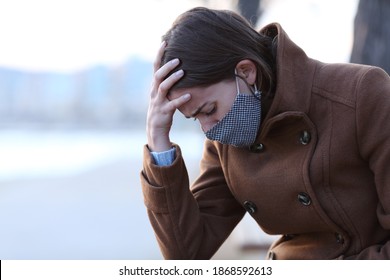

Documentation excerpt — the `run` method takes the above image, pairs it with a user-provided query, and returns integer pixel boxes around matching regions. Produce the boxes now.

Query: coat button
[335,233,345,244]
[284,234,295,240]
[243,201,257,214]
[299,131,311,145]
[249,143,264,153]
[267,251,276,260]
[297,192,311,206]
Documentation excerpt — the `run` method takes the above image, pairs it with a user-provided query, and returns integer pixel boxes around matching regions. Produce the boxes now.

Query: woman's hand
[146,42,191,152]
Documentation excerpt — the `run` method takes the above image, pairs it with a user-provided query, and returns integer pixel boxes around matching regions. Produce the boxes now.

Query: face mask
[204,74,261,147]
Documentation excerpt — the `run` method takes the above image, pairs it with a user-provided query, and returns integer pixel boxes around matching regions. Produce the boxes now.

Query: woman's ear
[235,59,257,85]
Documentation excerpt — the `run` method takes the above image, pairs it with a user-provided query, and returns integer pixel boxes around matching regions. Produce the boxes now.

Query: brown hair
[161,7,277,97]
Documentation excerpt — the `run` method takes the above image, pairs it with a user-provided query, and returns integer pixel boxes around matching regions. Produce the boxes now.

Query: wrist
[147,129,172,152]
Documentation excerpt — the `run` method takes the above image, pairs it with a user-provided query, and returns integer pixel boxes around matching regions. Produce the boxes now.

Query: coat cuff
[140,144,189,213]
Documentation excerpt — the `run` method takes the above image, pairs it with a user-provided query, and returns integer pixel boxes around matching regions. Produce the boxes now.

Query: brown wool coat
[140,23,390,259]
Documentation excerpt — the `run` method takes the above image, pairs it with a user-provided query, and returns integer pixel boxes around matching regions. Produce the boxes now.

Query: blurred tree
[350,0,390,73]
[237,0,261,27]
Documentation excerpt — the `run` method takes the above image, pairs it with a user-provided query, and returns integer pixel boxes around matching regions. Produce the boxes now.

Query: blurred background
[0,0,388,259]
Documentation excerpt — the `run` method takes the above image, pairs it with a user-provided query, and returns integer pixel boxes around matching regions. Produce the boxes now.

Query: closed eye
[193,106,216,121]
[205,106,216,116]
[189,104,215,121]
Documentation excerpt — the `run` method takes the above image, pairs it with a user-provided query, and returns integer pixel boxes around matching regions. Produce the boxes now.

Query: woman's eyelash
[206,107,216,116]
[192,106,216,121]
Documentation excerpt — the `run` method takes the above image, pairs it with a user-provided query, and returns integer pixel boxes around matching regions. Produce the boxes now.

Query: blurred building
[0,57,152,128]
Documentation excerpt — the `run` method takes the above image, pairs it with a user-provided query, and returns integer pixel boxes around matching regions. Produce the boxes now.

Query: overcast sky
[0,0,209,72]
[0,0,358,72]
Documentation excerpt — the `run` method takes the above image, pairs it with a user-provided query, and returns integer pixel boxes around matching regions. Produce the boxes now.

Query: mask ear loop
[234,69,240,94]
[234,69,261,100]
[253,83,261,100]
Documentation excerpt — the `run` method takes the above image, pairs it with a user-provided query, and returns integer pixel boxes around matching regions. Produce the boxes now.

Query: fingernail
[182,93,191,100]
[160,41,166,47]
[171,58,180,65]
[175,69,184,76]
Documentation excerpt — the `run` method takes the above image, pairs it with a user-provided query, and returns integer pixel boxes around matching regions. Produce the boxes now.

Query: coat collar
[260,23,317,121]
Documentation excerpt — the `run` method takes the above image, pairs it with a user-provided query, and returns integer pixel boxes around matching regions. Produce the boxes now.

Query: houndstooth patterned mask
[204,76,261,147]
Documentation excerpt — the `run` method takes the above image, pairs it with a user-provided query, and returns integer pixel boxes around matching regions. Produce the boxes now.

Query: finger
[167,93,191,111]
[150,59,181,99]
[155,58,180,83]
[158,69,184,97]
[153,41,166,72]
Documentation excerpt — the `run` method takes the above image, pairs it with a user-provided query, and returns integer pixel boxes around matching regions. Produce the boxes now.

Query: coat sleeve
[350,66,390,259]
[140,142,245,259]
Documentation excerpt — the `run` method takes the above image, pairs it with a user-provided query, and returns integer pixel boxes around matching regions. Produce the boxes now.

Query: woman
[140,7,390,259]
